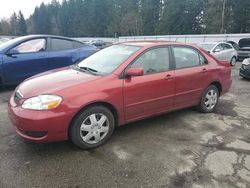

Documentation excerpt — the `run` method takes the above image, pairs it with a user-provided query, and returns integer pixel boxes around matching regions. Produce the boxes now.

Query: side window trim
[7,38,47,55]
[170,45,208,70]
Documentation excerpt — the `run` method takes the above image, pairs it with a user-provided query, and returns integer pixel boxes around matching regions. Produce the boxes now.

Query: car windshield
[198,43,216,51]
[77,44,141,74]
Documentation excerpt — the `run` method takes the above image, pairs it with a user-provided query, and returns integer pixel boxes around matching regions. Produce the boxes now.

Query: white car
[198,42,238,66]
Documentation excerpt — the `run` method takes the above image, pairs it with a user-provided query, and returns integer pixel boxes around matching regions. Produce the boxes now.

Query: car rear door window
[173,47,204,69]
[131,47,170,74]
[51,38,74,51]
[13,39,46,53]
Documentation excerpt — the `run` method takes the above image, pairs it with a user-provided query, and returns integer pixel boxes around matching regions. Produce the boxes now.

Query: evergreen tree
[0,19,11,35]
[159,0,205,35]
[17,11,27,35]
[1,0,250,37]
[10,13,18,35]
[140,0,162,35]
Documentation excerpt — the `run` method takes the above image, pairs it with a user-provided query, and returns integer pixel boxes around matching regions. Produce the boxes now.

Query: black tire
[230,57,237,66]
[70,106,115,149]
[197,85,219,113]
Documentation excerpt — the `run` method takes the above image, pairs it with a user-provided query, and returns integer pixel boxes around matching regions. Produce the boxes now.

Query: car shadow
[239,77,250,82]
[18,108,197,155]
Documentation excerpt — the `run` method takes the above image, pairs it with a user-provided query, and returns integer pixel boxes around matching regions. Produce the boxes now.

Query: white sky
[0,0,61,19]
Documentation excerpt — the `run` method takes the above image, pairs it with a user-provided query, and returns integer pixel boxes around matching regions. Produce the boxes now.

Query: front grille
[14,90,23,104]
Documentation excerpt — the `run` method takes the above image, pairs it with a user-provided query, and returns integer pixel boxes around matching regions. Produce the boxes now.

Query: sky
[0,0,61,19]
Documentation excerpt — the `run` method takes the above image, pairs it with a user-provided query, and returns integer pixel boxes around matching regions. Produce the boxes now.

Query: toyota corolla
[8,41,232,149]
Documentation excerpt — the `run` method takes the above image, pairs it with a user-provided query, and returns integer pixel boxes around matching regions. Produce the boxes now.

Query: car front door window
[13,39,46,54]
[131,47,170,74]
[214,44,223,52]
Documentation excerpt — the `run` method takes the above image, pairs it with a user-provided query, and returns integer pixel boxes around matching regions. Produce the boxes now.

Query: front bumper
[240,65,250,79]
[8,95,74,143]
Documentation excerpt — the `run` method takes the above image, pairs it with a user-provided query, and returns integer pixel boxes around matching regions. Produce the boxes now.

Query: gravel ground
[0,63,249,188]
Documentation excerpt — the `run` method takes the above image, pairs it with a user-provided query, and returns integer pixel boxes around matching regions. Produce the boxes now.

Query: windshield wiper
[76,65,99,75]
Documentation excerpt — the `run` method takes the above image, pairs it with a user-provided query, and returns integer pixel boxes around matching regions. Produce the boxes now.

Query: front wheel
[70,106,115,149]
[197,85,219,113]
[230,57,237,66]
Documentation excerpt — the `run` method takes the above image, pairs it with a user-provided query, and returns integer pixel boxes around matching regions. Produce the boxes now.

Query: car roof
[199,42,218,45]
[18,34,82,42]
[119,41,189,47]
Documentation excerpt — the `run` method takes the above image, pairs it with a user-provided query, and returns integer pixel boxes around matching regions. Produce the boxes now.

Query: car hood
[18,67,102,98]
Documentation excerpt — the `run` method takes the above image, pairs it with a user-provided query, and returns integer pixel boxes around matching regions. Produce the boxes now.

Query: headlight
[242,59,250,66]
[22,95,62,110]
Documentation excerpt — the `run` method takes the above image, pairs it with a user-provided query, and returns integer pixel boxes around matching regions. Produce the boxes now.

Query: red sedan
[8,41,232,149]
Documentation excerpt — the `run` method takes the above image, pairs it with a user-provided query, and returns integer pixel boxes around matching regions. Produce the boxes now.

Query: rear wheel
[70,106,115,149]
[230,57,237,66]
[197,85,219,113]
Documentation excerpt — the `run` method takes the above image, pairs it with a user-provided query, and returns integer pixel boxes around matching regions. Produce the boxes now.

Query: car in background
[240,58,250,79]
[237,38,250,62]
[226,41,240,51]
[198,42,237,66]
[8,41,232,149]
[0,35,97,86]
[88,40,106,48]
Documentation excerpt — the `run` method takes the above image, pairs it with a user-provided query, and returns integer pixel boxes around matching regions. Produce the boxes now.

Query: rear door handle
[164,74,174,80]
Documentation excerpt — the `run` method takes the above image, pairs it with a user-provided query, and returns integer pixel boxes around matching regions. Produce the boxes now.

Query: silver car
[198,42,238,66]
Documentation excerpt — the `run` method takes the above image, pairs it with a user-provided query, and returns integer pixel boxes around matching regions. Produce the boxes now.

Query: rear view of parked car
[237,38,250,61]
[240,58,250,79]
[0,35,97,86]
[198,42,237,66]
[8,41,232,149]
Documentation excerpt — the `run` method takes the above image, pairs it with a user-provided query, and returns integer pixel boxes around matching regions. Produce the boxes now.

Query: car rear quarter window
[173,47,205,69]
[131,47,170,74]
[51,38,74,51]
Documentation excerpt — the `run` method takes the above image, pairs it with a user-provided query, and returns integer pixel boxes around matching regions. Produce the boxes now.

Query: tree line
[0,0,250,37]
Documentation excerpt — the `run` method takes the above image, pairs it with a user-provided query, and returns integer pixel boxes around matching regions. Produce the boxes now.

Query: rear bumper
[240,65,250,79]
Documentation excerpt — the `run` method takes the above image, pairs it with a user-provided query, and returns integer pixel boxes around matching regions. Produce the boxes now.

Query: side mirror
[213,49,221,53]
[6,48,19,56]
[125,68,144,77]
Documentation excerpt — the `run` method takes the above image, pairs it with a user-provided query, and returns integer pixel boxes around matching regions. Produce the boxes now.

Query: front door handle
[201,68,208,73]
[164,74,174,80]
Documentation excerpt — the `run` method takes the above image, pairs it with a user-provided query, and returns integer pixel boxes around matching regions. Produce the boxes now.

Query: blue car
[0,35,97,86]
